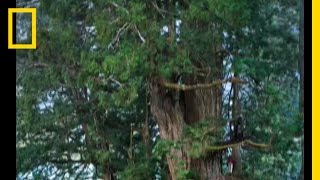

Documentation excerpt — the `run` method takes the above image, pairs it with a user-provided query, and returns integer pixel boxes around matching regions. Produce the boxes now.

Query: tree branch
[16,62,50,83]
[30,62,49,68]
[205,135,275,152]
[151,1,166,18]
[48,159,84,164]
[108,76,123,87]
[134,25,146,43]
[109,2,129,15]
[161,77,248,91]
[108,23,130,50]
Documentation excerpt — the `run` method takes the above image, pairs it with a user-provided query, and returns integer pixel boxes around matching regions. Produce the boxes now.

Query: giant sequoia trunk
[150,76,224,180]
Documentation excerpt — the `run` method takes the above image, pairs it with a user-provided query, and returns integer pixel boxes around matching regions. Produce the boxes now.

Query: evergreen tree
[16,0,303,179]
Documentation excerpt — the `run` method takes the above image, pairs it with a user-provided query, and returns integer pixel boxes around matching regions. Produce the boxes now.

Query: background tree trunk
[299,0,304,179]
[231,73,242,177]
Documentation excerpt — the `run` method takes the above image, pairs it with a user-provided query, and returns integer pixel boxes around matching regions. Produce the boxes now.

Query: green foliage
[16,0,302,179]
[176,160,191,180]
[117,162,153,180]
[153,140,178,160]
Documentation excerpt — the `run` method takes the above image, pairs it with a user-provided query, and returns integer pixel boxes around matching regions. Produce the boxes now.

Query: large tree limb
[205,135,275,152]
[161,77,248,91]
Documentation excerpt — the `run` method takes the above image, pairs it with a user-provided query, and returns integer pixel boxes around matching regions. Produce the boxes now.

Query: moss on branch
[161,77,248,91]
[205,135,275,152]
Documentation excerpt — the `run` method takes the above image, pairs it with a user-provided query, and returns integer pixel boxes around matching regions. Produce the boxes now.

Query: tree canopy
[16,0,303,179]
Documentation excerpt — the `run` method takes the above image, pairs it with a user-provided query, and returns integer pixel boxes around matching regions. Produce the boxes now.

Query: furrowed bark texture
[148,0,226,178]
[150,76,224,180]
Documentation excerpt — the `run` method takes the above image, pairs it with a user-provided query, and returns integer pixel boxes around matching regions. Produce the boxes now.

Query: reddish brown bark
[150,75,223,180]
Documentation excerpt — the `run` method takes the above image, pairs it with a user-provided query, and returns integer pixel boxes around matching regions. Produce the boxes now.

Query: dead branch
[30,62,49,68]
[108,76,123,87]
[110,2,119,8]
[134,25,146,43]
[161,77,248,91]
[108,23,130,50]
[151,1,166,18]
[109,2,129,15]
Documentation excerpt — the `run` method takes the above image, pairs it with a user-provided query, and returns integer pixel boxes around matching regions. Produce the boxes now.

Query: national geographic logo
[8,8,36,49]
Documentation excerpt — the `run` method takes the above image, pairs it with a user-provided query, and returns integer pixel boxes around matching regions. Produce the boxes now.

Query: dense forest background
[16,0,304,179]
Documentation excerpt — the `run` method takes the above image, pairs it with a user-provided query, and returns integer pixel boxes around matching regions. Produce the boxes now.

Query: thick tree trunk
[150,83,184,180]
[149,1,225,178]
[150,76,223,180]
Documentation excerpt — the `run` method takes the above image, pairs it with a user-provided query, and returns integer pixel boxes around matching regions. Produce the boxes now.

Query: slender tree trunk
[231,73,242,177]
[103,166,114,180]
[299,0,304,179]
[150,75,224,180]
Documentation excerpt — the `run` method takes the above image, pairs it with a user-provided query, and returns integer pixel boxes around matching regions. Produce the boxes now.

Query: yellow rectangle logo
[8,8,36,49]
